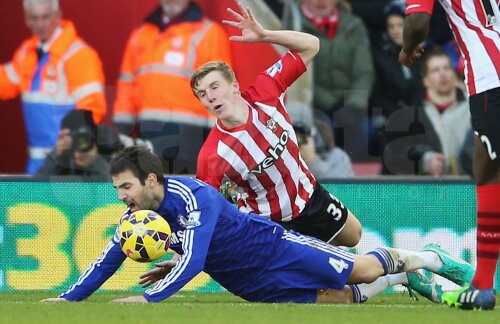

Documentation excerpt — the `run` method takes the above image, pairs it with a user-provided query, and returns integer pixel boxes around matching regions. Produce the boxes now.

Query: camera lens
[72,126,93,153]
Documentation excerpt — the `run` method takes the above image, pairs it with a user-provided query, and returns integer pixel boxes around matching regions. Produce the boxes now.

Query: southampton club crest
[266,118,277,132]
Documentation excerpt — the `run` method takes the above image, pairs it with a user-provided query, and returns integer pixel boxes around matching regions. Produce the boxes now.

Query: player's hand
[222,2,266,43]
[110,295,148,303]
[428,153,445,177]
[139,260,177,288]
[399,46,424,67]
[40,297,68,302]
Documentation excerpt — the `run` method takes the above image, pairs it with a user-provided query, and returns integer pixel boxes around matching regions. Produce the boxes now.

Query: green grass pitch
[0,292,498,323]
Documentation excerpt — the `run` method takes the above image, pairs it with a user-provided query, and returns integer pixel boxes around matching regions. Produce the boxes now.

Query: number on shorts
[328,193,344,208]
[477,132,498,160]
[329,257,348,274]
[326,203,342,221]
[326,194,344,221]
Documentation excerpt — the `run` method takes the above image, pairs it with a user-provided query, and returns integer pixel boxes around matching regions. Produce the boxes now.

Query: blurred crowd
[0,0,474,180]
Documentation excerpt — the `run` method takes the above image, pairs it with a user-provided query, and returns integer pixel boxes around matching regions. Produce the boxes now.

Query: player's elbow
[311,35,320,55]
[308,36,320,60]
[186,257,206,275]
[300,35,320,65]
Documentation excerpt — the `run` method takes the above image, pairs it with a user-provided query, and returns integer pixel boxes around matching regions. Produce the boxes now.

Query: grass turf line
[0,292,498,323]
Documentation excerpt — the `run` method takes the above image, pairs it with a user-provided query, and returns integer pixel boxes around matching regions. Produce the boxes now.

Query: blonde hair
[190,61,236,96]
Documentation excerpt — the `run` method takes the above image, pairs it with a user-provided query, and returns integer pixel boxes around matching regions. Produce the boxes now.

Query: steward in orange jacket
[0,10,106,174]
[113,1,232,174]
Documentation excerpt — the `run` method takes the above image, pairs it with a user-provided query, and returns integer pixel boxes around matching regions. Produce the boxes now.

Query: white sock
[386,248,442,272]
[420,251,443,272]
[350,273,413,303]
[350,276,390,303]
[386,273,409,286]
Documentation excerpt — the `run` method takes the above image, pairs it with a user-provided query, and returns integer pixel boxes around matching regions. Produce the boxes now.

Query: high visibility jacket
[0,20,106,174]
[113,3,232,135]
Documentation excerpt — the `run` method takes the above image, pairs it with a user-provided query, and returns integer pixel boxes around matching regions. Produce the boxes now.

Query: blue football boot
[442,285,496,310]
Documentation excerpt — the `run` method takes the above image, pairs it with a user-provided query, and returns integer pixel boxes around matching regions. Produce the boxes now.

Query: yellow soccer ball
[119,210,171,262]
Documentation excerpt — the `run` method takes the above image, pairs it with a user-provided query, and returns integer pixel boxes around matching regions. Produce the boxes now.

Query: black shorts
[470,87,500,164]
[278,184,349,242]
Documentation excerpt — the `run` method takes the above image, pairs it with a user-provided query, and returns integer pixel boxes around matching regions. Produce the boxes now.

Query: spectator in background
[371,0,423,121]
[113,0,232,174]
[347,0,391,50]
[287,102,354,179]
[0,0,106,175]
[95,124,124,162]
[264,0,285,18]
[382,48,473,177]
[298,0,374,161]
[441,38,467,97]
[35,110,117,180]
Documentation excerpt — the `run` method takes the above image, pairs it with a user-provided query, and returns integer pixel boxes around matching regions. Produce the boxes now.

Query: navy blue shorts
[238,231,354,303]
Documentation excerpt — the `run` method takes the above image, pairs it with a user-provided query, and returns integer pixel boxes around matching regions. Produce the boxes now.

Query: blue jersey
[60,176,354,303]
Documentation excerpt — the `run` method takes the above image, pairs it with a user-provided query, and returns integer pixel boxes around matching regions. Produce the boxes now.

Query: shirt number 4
[329,257,349,273]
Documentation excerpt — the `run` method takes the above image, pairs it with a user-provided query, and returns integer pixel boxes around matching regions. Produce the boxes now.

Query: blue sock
[367,248,394,275]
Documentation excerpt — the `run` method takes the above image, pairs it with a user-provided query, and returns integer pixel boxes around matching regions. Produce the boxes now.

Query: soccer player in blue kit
[41,146,472,304]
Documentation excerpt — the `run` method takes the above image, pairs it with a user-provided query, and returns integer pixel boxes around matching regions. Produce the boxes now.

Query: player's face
[25,2,60,43]
[112,170,156,213]
[423,56,456,95]
[302,0,339,17]
[195,70,239,121]
[161,0,190,18]
[387,15,404,47]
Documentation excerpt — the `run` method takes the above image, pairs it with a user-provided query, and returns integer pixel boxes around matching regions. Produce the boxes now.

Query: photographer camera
[35,110,114,180]
[287,102,355,179]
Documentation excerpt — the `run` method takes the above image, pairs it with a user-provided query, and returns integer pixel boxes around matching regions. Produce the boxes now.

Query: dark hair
[110,146,164,185]
[384,0,405,19]
[62,109,96,130]
[420,47,452,76]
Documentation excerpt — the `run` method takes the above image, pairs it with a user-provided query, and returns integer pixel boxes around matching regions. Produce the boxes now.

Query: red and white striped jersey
[197,51,316,222]
[406,0,500,95]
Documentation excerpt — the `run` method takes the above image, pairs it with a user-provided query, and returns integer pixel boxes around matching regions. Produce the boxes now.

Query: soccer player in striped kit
[400,0,500,310]
[194,2,362,248]
[41,146,471,303]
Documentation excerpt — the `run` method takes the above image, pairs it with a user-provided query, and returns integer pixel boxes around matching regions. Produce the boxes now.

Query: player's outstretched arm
[40,297,68,302]
[111,295,148,303]
[223,2,319,65]
[399,12,430,66]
